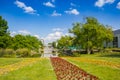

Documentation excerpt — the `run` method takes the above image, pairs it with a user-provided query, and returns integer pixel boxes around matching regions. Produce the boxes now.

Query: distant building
[104,29,120,48]
[113,29,120,48]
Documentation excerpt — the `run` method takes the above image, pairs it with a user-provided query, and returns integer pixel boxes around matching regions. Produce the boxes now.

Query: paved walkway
[41,46,58,57]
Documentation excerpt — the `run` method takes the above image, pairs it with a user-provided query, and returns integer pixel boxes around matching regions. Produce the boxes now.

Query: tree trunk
[86,48,91,54]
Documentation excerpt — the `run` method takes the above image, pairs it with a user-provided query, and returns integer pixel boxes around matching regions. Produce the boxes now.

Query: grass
[0,52,120,80]
[0,58,23,66]
[63,53,120,80]
[0,58,57,80]
[75,52,120,63]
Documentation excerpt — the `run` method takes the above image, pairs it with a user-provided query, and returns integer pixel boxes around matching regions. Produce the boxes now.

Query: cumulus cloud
[65,9,80,15]
[51,11,62,16]
[18,30,31,35]
[44,31,63,43]
[43,2,55,7]
[117,2,120,9]
[43,28,70,44]
[14,0,39,15]
[34,35,40,39]
[95,0,115,7]
[10,30,41,39]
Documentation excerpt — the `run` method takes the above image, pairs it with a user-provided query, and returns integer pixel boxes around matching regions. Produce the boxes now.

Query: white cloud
[10,30,40,39]
[52,0,55,2]
[43,2,55,7]
[70,3,76,7]
[43,28,70,44]
[15,0,26,8]
[10,31,17,37]
[65,9,80,15]
[51,11,62,16]
[18,30,31,35]
[34,35,40,39]
[10,30,31,36]
[44,31,63,43]
[14,0,39,15]
[95,0,115,7]
[117,2,120,9]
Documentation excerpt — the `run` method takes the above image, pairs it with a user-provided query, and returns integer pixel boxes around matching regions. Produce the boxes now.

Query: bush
[58,53,68,57]
[72,52,81,57]
[3,49,15,58]
[104,48,112,53]
[30,50,41,57]
[0,49,4,57]
[31,53,41,57]
[16,48,31,58]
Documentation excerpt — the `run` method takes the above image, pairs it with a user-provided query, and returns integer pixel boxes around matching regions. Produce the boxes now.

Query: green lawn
[0,53,120,80]
[78,53,120,63]
[63,54,120,80]
[0,58,23,66]
[0,58,57,80]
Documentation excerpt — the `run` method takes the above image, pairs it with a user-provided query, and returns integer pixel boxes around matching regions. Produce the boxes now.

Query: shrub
[3,49,15,58]
[30,50,41,57]
[104,48,112,53]
[16,48,31,58]
[0,49,4,57]
[31,53,41,57]
[72,52,81,57]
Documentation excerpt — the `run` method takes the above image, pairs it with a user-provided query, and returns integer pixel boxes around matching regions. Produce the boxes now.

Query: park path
[50,57,99,80]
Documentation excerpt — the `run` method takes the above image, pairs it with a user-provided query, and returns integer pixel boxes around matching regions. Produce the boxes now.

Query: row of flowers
[0,58,41,75]
[50,57,99,80]
[65,57,120,69]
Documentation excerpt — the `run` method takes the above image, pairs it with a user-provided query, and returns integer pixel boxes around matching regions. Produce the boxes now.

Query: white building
[113,29,120,48]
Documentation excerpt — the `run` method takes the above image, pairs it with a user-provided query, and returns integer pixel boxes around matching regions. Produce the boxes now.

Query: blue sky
[0,0,120,43]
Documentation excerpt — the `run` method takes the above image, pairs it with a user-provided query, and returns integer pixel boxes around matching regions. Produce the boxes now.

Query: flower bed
[50,57,99,80]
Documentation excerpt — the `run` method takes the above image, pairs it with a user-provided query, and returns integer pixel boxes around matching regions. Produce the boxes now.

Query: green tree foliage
[51,41,57,48]
[0,16,8,36]
[69,17,113,54]
[0,35,12,48]
[11,34,42,52]
[0,16,12,48]
[57,36,73,49]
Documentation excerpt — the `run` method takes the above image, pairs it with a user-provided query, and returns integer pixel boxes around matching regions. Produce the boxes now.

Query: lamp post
[40,39,44,46]
[40,39,44,57]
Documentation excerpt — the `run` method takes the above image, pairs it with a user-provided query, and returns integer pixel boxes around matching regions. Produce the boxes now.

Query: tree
[0,16,9,36]
[57,36,73,49]
[0,16,12,48]
[11,34,43,52]
[0,35,12,48]
[69,17,113,54]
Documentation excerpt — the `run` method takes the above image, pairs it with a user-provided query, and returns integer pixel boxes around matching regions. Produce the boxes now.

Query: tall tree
[0,16,8,36]
[11,34,43,52]
[57,36,73,49]
[0,16,11,48]
[69,17,113,54]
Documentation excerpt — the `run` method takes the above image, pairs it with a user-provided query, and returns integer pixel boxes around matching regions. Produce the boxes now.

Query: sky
[0,0,120,44]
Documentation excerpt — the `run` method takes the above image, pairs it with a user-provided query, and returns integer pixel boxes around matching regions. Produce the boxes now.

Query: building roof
[114,29,120,35]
